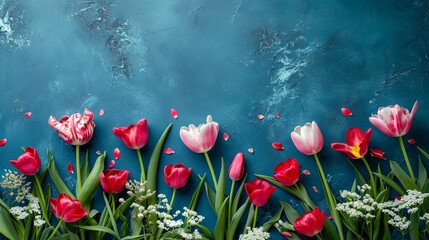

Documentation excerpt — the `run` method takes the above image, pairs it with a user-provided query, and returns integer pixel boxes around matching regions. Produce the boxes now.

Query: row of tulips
[1,100,428,240]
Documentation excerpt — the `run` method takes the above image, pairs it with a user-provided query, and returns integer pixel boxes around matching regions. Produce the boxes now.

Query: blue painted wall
[1,0,428,238]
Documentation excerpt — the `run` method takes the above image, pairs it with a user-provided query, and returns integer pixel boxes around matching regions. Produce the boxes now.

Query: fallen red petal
[272,142,284,150]
[99,109,105,116]
[312,186,318,192]
[302,169,311,175]
[370,149,386,160]
[171,108,178,119]
[395,196,401,201]
[163,148,175,154]
[25,112,32,118]
[329,215,334,220]
[0,139,6,146]
[113,148,120,160]
[223,132,229,141]
[109,160,115,167]
[248,147,254,153]
[407,139,416,144]
[275,112,280,118]
[96,150,101,155]
[341,107,353,116]
[68,163,74,174]
[281,232,292,237]
[257,114,264,120]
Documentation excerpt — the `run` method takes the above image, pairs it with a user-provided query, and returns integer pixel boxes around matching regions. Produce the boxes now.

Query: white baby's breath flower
[239,227,270,240]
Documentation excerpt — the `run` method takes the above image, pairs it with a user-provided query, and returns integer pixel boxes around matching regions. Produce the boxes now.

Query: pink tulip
[48,109,95,145]
[331,127,372,159]
[10,146,41,175]
[50,194,87,222]
[113,119,149,149]
[100,169,129,193]
[164,164,192,189]
[229,152,245,181]
[291,121,324,155]
[179,115,219,153]
[293,207,326,237]
[244,179,276,207]
[273,158,300,186]
[369,101,418,137]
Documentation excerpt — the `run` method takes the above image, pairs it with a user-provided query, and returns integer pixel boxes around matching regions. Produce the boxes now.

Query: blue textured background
[1,0,429,238]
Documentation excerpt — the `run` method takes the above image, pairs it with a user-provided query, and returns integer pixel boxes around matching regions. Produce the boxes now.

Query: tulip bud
[244,179,276,207]
[229,152,245,181]
[164,164,192,189]
[273,158,300,186]
[293,207,326,237]
[179,115,219,153]
[100,169,129,194]
[48,109,95,145]
[10,146,41,175]
[113,119,149,149]
[50,194,87,223]
[291,121,324,155]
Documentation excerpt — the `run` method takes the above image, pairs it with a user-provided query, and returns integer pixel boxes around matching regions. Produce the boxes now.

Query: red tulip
[48,109,95,145]
[50,194,87,222]
[331,127,372,159]
[369,101,418,137]
[244,179,276,207]
[273,158,300,186]
[10,146,41,175]
[291,121,324,155]
[113,119,149,149]
[229,152,245,181]
[100,169,129,193]
[179,115,219,153]
[293,207,326,237]
[164,164,192,189]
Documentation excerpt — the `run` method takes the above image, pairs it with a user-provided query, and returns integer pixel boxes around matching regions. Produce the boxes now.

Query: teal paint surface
[0,0,428,239]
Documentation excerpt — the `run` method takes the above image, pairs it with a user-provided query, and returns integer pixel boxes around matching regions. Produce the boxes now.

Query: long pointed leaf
[79,152,106,206]
[262,204,283,232]
[227,199,249,240]
[418,157,427,189]
[78,225,120,239]
[232,175,247,215]
[0,206,20,240]
[189,174,206,211]
[214,197,229,240]
[215,158,226,215]
[390,161,418,189]
[373,172,405,195]
[47,150,74,197]
[204,182,216,213]
[243,204,254,234]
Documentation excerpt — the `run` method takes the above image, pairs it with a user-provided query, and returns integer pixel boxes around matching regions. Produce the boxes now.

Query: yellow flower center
[350,145,362,158]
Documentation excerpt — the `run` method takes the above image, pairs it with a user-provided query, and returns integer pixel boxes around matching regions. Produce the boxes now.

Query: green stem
[316,233,324,240]
[76,145,82,196]
[228,180,236,223]
[33,175,50,226]
[361,157,377,197]
[168,189,176,215]
[399,136,415,180]
[203,152,218,189]
[137,148,146,183]
[253,206,258,229]
[313,154,344,240]
[47,219,63,240]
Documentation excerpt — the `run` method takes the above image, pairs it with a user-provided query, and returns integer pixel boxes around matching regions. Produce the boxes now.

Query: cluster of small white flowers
[9,194,45,227]
[239,227,270,240]
[0,170,31,203]
[336,184,376,220]
[126,180,156,202]
[377,190,429,231]
[182,207,205,226]
[420,213,429,223]
[177,229,203,240]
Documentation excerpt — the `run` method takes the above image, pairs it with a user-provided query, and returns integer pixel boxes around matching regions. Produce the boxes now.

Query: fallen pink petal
[408,139,416,144]
[312,186,318,192]
[96,150,101,155]
[163,148,175,154]
[370,149,386,160]
[248,147,254,153]
[25,112,32,118]
[171,108,178,119]
[67,163,74,174]
[0,139,6,146]
[275,112,280,118]
[341,107,353,116]
[257,114,264,120]
[272,142,284,150]
[113,148,120,159]
[302,169,311,175]
[281,232,292,237]
[223,132,229,141]
[99,109,105,116]
[109,160,115,167]
[329,215,334,220]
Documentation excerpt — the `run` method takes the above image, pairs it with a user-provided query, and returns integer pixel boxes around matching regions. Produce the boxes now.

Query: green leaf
[227,199,249,240]
[243,204,254,234]
[121,234,149,240]
[47,149,75,197]
[81,150,90,183]
[417,147,429,161]
[0,206,20,240]
[232,174,247,215]
[214,197,229,240]
[78,225,121,239]
[255,174,301,200]
[373,172,405,195]
[390,161,418,190]
[215,158,226,215]
[40,226,55,240]
[196,223,215,240]
[418,156,427,189]
[204,181,216,213]
[279,201,300,223]
[262,204,283,232]
[79,152,106,206]
[346,158,367,186]
[296,182,316,210]
[409,210,420,240]
[103,193,118,235]
[189,174,206,211]
[147,123,172,206]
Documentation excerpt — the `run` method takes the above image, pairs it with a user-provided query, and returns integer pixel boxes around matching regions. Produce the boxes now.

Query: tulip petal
[302,169,311,175]
[257,114,264,120]
[272,142,284,150]
[96,150,101,155]
[370,149,386,160]
[408,138,416,144]
[312,186,318,192]
[170,108,178,119]
[25,112,32,118]
[163,147,175,154]
[275,112,280,118]
[68,163,74,174]
[248,147,254,153]
[113,148,120,160]
[223,132,229,141]
[109,160,115,168]
[341,107,352,116]
[99,109,105,116]
[0,139,6,146]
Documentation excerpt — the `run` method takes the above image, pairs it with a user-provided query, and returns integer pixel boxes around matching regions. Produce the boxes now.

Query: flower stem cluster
[0,170,31,204]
